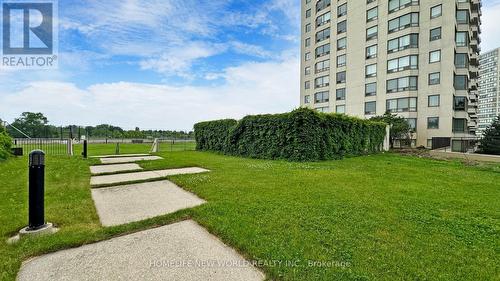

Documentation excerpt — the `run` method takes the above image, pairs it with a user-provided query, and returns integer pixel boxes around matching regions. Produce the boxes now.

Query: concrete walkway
[90,163,143,175]
[92,180,206,226]
[17,220,265,281]
[91,167,209,186]
[90,153,150,158]
[100,156,163,164]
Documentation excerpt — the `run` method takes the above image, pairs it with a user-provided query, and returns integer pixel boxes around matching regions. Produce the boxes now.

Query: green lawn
[0,152,499,281]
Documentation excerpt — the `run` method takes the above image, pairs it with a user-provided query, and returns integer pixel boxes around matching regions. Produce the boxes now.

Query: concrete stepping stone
[90,153,150,158]
[90,164,143,175]
[91,180,206,226]
[17,220,265,281]
[91,167,209,186]
[100,156,163,164]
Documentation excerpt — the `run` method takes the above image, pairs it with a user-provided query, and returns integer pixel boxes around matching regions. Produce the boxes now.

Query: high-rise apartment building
[300,0,481,148]
[478,48,500,135]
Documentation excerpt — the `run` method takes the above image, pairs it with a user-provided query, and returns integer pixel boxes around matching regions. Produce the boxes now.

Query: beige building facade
[300,0,481,148]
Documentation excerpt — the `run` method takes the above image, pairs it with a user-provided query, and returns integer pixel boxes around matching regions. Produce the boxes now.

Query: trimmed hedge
[0,126,12,161]
[194,108,387,161]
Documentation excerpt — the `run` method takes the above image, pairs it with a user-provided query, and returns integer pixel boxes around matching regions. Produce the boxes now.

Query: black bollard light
[115,143,120,155]
[28,150,46,230]
[82,140,88,158]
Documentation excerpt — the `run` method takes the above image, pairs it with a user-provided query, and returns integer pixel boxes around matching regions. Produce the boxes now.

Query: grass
[0,151,499,280]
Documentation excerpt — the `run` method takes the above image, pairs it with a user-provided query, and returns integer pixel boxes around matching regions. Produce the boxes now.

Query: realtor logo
[1,0,58,69]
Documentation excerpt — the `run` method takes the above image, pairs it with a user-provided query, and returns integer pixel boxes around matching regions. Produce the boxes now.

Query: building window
[456,10,469,24]
[365,101,376,115]
[315,43,330,58]
[387,33,418,53]
[316,12,331,27]
[365,82,377,96]
[367,7,378,22]
[429,50,441,63]
[427,117,439,129]
[337,3,347,17]
[454,75,468,90]
[366,45,377,59]
[387,55,418,73]
[314,91,329,103]
[455,53,468,68]
[428,95,440,107]
[366,64,377,77]
[386,76,418,93]
[337,20,347,34]
[453,118,466,133]
[430,27,441,41]
[386,97,417,112]
[305,81,311,89]
[366,26,378,40]
[304,95,310,104]
[306,9,311,18]
[315,59,330,73]
[305,23,311,33]
[315,75,330,88]
[336,88,346,100]
[305,67,311,75]
[316,28,330,43]
[429,72,440,85]
[337,37,347,50]
[388,12,419,33]
[430,4,442,19]
[305,52,311,61]
[454,96,467,111]
[305,38,311,47]
[337,54,346,67]
[388,0,419,13]
[336,105,345,114]
[316,0,331,13]
[456,32,468,47]
[316,106,330,113]
[336,71,346,84]
[406,118,417,132]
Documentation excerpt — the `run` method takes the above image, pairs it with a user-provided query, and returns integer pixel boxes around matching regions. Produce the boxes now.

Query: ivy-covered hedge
[0,125,12,161]
[194,108,387,161]
[194,119,237,152]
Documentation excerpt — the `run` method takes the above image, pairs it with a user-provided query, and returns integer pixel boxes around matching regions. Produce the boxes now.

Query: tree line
[2,112,194,139]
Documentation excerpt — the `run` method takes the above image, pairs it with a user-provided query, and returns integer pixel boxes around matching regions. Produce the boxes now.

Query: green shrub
[194,108,387,161]
[0,126,12,160]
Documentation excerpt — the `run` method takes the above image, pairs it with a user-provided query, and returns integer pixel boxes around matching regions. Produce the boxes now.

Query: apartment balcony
[468,120,478,128]
[470,52,478,64]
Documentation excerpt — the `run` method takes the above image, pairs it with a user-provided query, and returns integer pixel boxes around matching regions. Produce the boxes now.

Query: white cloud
[0,56,300,131]
[481,1,500,52]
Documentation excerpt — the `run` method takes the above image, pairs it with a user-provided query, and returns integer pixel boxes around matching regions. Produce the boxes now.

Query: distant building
[478,48,500,135]
[300,0,482,148]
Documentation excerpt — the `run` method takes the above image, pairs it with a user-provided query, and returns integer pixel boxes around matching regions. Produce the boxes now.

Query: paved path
[17,220,265,281]
[90,163,143,175]
[92,180,206,226]
[90,167,209,186]
[100,156,163,164]
[90,153,150,158]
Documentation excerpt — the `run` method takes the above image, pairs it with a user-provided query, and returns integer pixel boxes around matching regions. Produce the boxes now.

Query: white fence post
[67,138,74,156]
[383,125,391,151]
[150,138,159,153]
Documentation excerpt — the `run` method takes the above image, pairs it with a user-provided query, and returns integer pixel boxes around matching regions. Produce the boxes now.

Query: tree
[479,116,500,155]
[0,121,12,160]
[371,112,412,148]
[7,112,49,138]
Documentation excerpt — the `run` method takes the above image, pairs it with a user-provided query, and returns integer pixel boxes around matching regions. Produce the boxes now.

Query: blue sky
[0,0,499,130]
